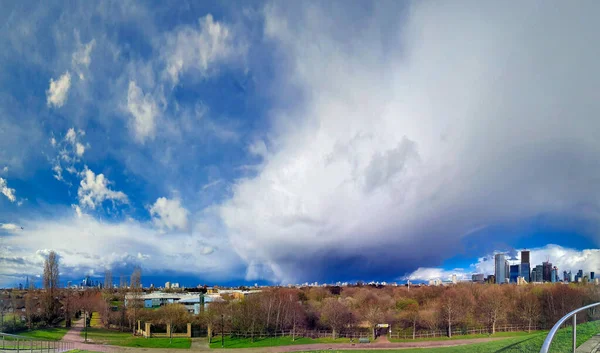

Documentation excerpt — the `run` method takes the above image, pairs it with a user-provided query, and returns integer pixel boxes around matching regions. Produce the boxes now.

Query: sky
[1,0,600,288]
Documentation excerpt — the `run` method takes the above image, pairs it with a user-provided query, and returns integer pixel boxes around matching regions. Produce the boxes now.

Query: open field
[299,320,600,353]
[389,330,536,342]
[81,327,191,349]
[18,327,70,340]
[90,312,102,328]
[210,335,353,348]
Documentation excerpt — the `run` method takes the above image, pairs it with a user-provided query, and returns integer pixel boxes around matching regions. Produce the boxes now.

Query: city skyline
[2,1,600,287]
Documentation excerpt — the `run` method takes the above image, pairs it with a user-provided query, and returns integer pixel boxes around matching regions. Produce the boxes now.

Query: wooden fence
[390,325,540,340]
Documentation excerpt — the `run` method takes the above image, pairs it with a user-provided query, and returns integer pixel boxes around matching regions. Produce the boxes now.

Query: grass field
[18,327,70,340]
[390,330,536,342]
[299,320,600,353]
[89,311,102,328]
[209,335,352,348]
[81,327,191,349]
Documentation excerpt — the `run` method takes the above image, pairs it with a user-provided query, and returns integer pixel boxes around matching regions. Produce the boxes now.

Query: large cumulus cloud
[218,1,600,283]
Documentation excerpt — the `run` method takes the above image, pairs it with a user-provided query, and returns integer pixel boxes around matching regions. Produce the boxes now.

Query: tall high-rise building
[563,271,569,282]
[165,281,171,289]
[535,265,544,282]
[591,272,595,280]
[495,254,507,284]
[542,261,552,282]
[505,260,510,284]
[520,250,531,282]
[509,264,520,283]
[551,267,558,283]
[570,272,575,282]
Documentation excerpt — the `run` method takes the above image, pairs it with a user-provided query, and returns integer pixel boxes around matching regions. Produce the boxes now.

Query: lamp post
[84,311,88,342]
[221,314,225,348]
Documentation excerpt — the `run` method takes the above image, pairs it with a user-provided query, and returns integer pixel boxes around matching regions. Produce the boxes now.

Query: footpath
[61,317,116,352]
[576,334,600,353]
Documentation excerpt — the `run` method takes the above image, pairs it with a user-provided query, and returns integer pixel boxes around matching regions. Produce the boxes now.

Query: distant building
[509,265,520,283]
[542,262,552,282]
[495,254,507,284]
[472,274,485,283]
[575,270,583,282]
[563,271,569,282]
[591,272,595,280]
[533,265,544,282]
[486,275,496,284]
[551,267,558,283]
[451,274,457,284]
[521,250,530,264]
[570,272,575,282]
[165,282,171,289]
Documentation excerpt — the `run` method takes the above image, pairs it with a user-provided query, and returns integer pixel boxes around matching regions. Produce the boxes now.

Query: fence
[212,329,371,339]
[390,324,540,340]
[0,333,75,352]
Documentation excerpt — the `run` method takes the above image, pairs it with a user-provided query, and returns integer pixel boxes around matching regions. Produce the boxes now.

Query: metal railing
[539,302,600,353]
[0,332,75,352]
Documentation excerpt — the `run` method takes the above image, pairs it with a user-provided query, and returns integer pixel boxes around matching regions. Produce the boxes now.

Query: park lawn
[90,311,102,328]
[209,335,352,348]
[299,320,600,353]
[390,330,537,342]
[81,327,191,349]
[18,327,70,340]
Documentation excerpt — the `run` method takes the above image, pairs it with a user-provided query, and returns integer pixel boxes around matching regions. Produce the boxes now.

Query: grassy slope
[81,327,191,349]
[300,320,600,353]
[90,311,102,328]
[18,327,70,340]
[390,330,534,342]
[209,335,352,348]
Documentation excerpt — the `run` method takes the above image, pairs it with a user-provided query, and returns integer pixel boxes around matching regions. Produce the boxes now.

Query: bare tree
[61,289,76,328]
[396,298,420,339]
[518,290,541,333]
[439,288,472,338]
[42,250,60,322]
[25,292,35,330]
[130,267,142,335]
[478,286,506,334]
[158,304,190,343]
[320,298,353,339]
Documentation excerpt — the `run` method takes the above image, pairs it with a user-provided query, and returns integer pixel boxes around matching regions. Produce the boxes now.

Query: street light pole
[221,314,224,348]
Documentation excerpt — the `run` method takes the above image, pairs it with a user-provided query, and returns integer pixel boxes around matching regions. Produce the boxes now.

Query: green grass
[390,330,536,342]
[89,311,102,328]
[298,320,600,353]
[209,335,352,348]
[70,351,103,353]
[81,327,191,349]
[18,327,70,340]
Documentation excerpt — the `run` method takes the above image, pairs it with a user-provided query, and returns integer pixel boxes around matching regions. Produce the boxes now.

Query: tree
[25,292,35,330]
[518,289,541,333]
[78,290,100,342]
[42,250,60,323]
[478,286,506,334]
[130,267,142,335]
[320,298,353,339]
[396,298,419,339]
[439,288,472,337]
[158,304,189,343]
[61,289,76,328]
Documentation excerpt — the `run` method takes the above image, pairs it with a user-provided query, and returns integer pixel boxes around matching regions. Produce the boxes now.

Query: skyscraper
[591,272,595,280]
[510,264,520,283]
[535,265,543,282]
[542,261,552,282]
[520,250,531,282]
[551,267,558,283]
[495,253,506,284]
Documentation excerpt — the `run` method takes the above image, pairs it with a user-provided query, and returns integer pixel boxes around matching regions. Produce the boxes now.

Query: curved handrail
[539,302,600,353]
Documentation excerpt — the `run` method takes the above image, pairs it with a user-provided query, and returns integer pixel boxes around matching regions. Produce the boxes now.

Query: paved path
[61,317,116,352]
[576,334,600,353]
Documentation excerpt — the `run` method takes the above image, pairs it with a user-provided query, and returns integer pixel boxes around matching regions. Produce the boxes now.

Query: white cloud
[149,197,189,231]
[0,211,240,287]
[50,128,87,181]
[127,81,158,143]
[46,71,71,107]
[78,168,128,209]
[0,177,16,202]
[0,223,19,232]
[75,142,85,157]
[163,14,245,84]
[215,2,600,283]
[404,245,600,282]
[72,204,83,218]
[72,39,95,80]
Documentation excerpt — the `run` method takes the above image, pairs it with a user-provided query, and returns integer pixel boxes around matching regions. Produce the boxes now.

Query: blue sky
[1,1,600,288]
